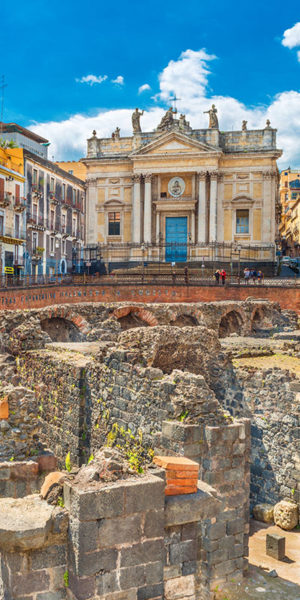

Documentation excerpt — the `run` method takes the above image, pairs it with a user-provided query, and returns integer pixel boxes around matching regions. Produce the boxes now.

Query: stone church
[83,106,281,264]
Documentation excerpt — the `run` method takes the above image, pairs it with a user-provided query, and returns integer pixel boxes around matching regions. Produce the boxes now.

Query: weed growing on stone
[63,570,69,587]
[65,452,71,472]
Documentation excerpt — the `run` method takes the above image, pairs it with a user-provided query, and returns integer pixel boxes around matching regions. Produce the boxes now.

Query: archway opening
[251,307,273,334]
[219,311,243,338]
[40,317,82,342]
[170,314,198,327]
[118,311,150,330]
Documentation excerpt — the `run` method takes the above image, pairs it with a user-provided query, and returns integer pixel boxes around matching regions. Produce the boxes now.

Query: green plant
[178,410,189,422]
[57,496,64,508]
[88,454,94,464]
[65,452,71,473]
[63,570,69,587]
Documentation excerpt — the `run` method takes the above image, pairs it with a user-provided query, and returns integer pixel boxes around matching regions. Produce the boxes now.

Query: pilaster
[144,173,152,243]
[132,174,141,244]
[197,171,207,243]
[209,171,218,243]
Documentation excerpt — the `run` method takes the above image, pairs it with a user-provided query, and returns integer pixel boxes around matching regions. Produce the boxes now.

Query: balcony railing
[27,213,45,229]
[14,197,27,212]
[0,225,27,241]
[0,192,12,207]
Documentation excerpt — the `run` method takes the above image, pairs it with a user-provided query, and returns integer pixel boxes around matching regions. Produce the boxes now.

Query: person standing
[220,269,226,285]
[244,267,250,284]
[214,269,220,284]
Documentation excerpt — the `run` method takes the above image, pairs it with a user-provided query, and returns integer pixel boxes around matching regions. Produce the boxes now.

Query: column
[144,173,152,243]
[209,171,218,242]
[132,174,141,243]
[156,212,160,243]
[197,171,207,242]
[263,171,273,243]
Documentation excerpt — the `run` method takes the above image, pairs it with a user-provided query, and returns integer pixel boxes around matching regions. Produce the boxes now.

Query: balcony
[14,197,27,212]
[49,191,59,205]
[0,225,26,242]
[27,213,45,231]
[32,184,42,197]
[0,192,11,208]
[31,247,45,262]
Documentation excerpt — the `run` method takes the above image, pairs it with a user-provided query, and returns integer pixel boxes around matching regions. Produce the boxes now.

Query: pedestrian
[257,269,263,284]
[214,269,220,284]
[184,266,189,285]
[252,269,257,284]
[244,267,250,284]
[220,268,226,285]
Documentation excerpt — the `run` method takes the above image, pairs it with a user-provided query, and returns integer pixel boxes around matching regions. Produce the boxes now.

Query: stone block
[144,561,163,585]
[96,571,119,595]
[226,518,245,536]
[76,548,118,577]
[65,484,125,521]
[266,533,285,560]
[144,509,165,538]
[164,574,195,599]
[252,503,274,523]
[165,484,221,527]
[97,592,137,600]
[120,539,164,568]
[68,571,95,599]
[137,583,164,600]
[98,514,142,548]
[37,593,65,600]
[0,495,54,552]
[10,461,39,481]
[124,477,165,513]
[169,539,197,565]
[0,397,9,419]
[37,454,58,473]
[274,501,299,530]
[11,571,50,596]
[119,565,145,589]
[31,545,66,570]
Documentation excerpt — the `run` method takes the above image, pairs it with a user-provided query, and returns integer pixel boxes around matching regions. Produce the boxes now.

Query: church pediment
[130,131,221,158]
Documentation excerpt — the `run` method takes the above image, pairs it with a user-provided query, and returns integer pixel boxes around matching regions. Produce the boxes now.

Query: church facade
[82,107,281,264]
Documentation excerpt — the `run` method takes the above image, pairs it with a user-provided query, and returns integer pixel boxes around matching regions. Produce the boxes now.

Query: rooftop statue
[242,120,247,131]
[203,104,219,129]
[132,108,144,133]
[157,107,177,131]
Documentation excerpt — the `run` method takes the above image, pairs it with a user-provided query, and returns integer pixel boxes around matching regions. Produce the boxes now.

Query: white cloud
[31,48,300,167]
[282,22,300,49]
[75,74,107,86]
[138,83,151,94]
[112,75,124,85]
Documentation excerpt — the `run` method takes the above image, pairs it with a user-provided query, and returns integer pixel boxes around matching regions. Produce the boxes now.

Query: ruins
[0,298,299,599]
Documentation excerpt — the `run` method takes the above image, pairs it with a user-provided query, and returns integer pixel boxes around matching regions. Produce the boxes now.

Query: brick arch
[169,306,200,327]
[39,306,91,335]
[113,306,158,327]
[218,308,245,338]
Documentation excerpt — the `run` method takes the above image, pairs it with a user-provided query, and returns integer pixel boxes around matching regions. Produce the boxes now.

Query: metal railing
[0,225,27,240]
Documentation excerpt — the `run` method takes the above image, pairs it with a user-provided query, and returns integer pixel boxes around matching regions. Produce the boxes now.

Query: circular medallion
[168,177,185,198]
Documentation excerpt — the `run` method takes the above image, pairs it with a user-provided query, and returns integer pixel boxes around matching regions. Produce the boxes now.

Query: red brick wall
[0,284,299,312]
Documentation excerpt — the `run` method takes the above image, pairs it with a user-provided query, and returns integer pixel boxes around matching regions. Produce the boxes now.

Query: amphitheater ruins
[0,297,299,599]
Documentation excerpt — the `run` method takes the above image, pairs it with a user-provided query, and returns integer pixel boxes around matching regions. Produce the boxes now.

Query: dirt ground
[233,353,300,375]
[216,520,300,599]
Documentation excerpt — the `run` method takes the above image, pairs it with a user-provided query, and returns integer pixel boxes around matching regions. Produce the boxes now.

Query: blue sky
[1,0,300,164]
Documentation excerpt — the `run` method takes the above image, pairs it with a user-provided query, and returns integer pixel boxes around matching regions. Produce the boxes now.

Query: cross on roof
[169,95,181,112]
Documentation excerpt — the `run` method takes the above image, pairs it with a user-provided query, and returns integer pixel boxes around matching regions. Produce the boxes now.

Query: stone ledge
[165,481,221,527]
[0,494,58,551]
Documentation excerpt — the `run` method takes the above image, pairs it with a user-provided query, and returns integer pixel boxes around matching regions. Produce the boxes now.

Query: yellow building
[82,107,282,267]
[279,168,300,255]
[56,160,86,182]
[0,146,26,275]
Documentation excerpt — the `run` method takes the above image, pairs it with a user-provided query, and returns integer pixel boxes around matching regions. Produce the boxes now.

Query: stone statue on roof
[132,108,144,133]
[203,104,219,129]
[157,107,177,131]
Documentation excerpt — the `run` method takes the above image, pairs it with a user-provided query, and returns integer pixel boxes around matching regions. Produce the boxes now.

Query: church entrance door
[165,217,187,262]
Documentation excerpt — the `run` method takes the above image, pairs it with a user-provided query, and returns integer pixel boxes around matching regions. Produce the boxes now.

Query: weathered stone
[253,503,274,523]
[0,495,54,551]
[164,574,195,599]
[274,501,298,530]
[266,533,285,560]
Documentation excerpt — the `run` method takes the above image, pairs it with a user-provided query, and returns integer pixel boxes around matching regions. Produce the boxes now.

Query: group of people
[243,268,264,284]
[214,269,227,285]
[214,267,264,285]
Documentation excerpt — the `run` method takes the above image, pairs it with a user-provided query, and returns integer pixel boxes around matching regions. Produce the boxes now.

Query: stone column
[197,171,207,243]
[132,174,141,243]
[144,173,152,243]
[263,170,273,243]
[86,178,98,245]
[209,171,218,243]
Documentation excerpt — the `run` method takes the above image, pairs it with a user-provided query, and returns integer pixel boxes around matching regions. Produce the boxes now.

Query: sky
[1,0,300,166]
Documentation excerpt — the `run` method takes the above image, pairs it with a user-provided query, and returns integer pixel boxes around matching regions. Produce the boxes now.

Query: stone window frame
[104,198,125,242]
[231,195,255,242]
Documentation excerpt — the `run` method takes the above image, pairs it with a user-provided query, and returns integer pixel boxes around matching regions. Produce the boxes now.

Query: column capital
[132,174,142,183]
[263,170,275,180]
[143,173,152,182]
[209,170,219,181]
[197,171,207,181]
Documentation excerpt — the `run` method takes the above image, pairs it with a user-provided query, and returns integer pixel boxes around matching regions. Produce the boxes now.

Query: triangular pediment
[130,131,220,157]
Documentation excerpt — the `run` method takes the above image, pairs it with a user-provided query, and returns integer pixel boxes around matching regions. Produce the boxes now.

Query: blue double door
[165,217,187,262]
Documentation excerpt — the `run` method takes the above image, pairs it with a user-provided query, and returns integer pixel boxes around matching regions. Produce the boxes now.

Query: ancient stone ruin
[0,299,299,599]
